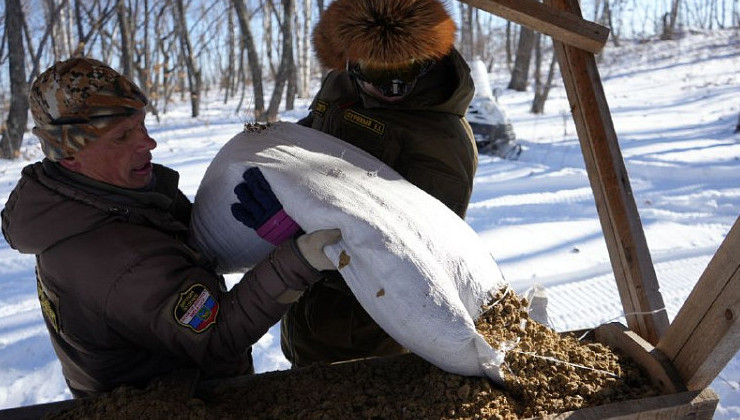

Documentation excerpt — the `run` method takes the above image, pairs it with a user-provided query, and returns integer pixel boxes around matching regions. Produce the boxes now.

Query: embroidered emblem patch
[37,278,59,333]
[343,109,385,136]
[314,100,328,116]
[174,284,219,333]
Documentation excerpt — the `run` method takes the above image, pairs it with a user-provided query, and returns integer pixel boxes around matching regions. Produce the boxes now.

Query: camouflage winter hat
[29,57,148,161]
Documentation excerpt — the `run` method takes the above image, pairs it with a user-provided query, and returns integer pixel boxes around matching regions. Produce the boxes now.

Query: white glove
[295,229,342,271]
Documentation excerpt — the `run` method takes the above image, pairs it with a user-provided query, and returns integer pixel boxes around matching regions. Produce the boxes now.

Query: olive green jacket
[281,49,478,368]
[299,48,478,217]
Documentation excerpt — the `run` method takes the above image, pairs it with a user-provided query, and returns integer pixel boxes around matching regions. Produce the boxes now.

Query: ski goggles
[348,60,433,97]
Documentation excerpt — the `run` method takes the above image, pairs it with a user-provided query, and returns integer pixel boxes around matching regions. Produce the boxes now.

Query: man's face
[62,111,157,189]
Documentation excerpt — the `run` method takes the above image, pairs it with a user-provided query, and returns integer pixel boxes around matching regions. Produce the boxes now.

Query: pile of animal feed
[48,289,659,420]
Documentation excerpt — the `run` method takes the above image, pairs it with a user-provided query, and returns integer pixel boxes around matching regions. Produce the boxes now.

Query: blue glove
[231,167,300,245]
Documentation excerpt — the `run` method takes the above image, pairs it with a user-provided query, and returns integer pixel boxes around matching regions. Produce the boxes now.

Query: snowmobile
[466,95,521,160]
[466,58,521,160]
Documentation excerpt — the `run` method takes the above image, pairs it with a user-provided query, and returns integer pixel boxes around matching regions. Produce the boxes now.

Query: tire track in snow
[540,250,713,333]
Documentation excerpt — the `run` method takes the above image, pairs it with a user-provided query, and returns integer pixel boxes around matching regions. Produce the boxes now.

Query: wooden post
[543,0,670,345]
[657,215,740,390]
[457,0,609,54]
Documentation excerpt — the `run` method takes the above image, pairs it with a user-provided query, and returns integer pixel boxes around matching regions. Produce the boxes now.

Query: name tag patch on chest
[174,284,219,332]
[343,110,385,136]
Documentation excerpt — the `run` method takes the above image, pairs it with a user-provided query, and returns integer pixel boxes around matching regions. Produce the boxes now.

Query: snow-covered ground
[1,29,739,418]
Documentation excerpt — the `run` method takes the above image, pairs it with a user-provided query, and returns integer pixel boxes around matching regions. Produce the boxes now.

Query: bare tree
[70,2,117,58]
[131,0,161,120]
[265,0,295,121]
[264,0,275,78]
[508,24,536,91]
[530,33,557,114]
[173,0,202,117]
[285,44,297,111]
[25,0,67,81]
[154,13,178,114]
[1,0,29,159]
[117,0,134,78]
[505,21,513,71]
[661,0,682,40]
[459,2,474,60]
[474,10,501,68]
[233,0,266,121]
[597,0,620,47]
[223,2,237,103]
[297,0,312,98]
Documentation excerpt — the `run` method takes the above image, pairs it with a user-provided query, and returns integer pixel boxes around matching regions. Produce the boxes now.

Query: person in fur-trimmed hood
[283,0,479,367]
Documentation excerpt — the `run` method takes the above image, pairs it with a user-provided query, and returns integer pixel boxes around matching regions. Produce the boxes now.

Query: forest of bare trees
[1,0,739,159]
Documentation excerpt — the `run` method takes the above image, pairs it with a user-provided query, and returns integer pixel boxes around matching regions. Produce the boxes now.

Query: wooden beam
[595,323,685,395]
[657,216,740,390]
[544,388,718,419]
[457,0,610,54]
[544,0,670,345]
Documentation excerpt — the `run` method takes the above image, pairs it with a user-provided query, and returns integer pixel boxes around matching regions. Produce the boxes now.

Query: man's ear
[58,157,81,172]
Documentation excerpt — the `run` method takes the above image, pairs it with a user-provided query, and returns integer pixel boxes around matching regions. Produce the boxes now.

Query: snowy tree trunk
[224,3,236,104]
[234,0,266,121]
[174,0,202,118]
[267,0,295,121]
[116,0,134,78]
[508,25,535,91]
[298,0,312,98]
[661,0,682,40]
[530,34,557,115]
[49,0,73,60]
[1,0,29,160]
[459,3,474,60]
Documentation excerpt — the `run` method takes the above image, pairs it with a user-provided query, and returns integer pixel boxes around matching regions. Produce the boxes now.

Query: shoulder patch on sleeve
[174,284,219,333]
[314,99,328,116]
[37,277,59,333]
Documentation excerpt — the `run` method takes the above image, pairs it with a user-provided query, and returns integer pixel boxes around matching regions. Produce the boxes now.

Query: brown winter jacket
[1,160,322,397]
[299,47,478,217]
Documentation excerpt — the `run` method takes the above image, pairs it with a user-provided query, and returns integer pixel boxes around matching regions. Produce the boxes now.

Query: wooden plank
[0,399,78,420]
[0,381,719,420]
[543,0,669,345]
[657,215,740,390]
[594,323,684,395]
[457,0,609,53]
[541,388,718,420]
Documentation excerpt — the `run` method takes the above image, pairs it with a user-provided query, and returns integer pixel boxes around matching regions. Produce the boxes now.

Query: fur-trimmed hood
[313,0,456,70]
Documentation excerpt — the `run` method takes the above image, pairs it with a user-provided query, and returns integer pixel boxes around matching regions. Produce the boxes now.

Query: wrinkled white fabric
[191,122,508,382]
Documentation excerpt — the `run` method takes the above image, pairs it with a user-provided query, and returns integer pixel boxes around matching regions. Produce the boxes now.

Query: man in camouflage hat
[2,57,340,397]
[29,57,149,163]
[280,0,479,368]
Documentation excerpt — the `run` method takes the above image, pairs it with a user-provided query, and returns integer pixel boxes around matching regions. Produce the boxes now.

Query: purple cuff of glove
[256,209,301,245]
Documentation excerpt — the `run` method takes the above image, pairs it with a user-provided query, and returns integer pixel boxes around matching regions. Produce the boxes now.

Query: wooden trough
[1,0,738,418]
[191,323,721,419]
[0,321,720,419]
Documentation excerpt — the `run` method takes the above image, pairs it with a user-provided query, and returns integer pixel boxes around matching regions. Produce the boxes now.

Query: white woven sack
[191,122,508,382]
